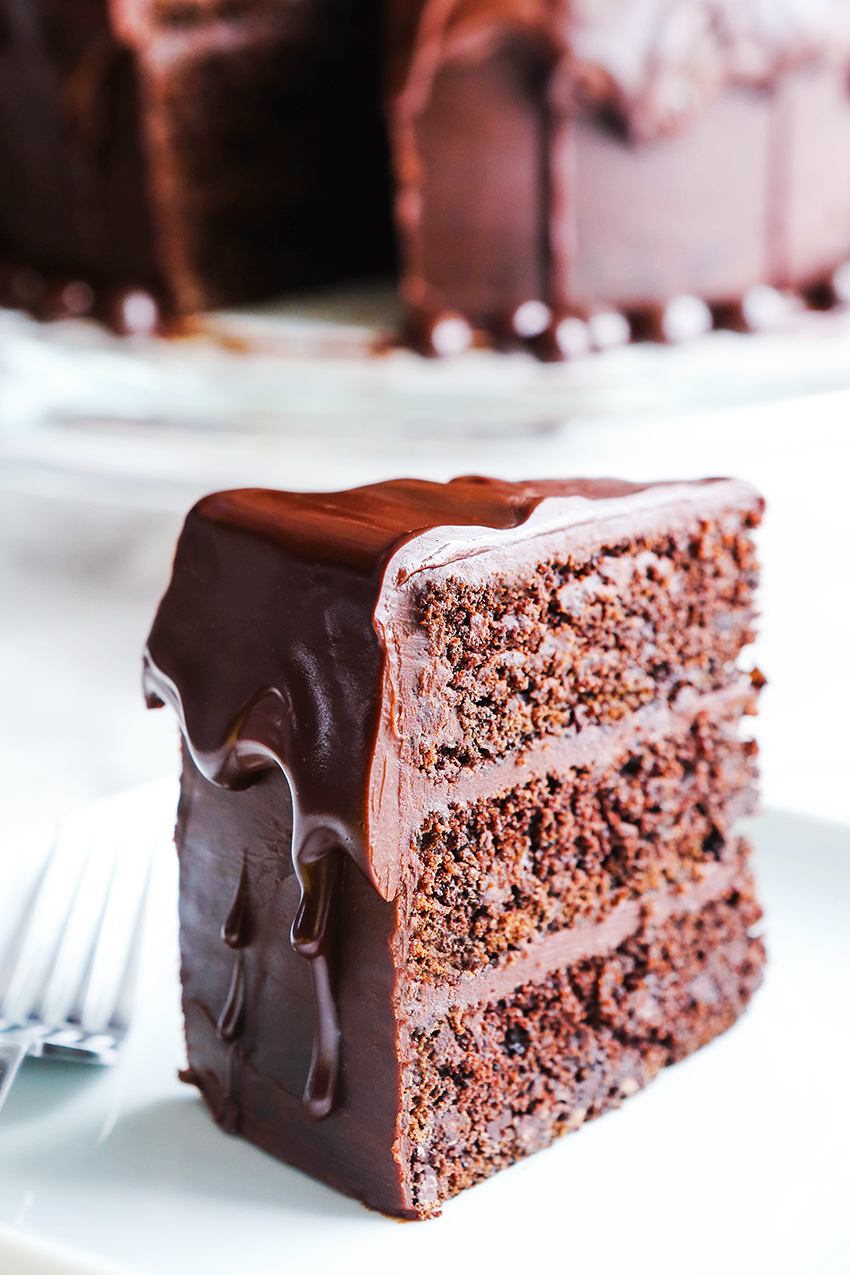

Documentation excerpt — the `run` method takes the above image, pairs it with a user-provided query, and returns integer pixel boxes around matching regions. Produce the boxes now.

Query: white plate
[0,784,848,1275]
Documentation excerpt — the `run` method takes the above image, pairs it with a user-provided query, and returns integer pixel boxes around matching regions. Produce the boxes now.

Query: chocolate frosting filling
[402,855,749,1029]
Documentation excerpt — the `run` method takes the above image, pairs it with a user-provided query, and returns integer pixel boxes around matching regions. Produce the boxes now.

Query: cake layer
[403,876,766,1217]
[412,508,760,775]
[402,848,751,1027]
[406,701,757,983]
[396,678,760,822]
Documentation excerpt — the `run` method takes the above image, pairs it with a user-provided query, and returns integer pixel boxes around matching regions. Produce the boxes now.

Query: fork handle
[0,1041,28,1115]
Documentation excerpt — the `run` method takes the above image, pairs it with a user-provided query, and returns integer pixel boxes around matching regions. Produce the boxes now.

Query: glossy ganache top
[185,475,651,565]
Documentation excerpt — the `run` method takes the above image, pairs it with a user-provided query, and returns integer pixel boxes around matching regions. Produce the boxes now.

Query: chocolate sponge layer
[404,878,765,1217]
[409,708,758,982]
[415,513,760,775]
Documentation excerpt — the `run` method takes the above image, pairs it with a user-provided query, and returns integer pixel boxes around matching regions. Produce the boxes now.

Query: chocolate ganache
[144,476,759,1127]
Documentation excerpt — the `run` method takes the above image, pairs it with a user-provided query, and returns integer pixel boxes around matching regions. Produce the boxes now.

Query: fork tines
[0,804,154,1065]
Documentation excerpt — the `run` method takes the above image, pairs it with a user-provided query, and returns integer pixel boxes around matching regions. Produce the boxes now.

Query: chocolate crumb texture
[414,517,760,774]
[404,882,766,1217]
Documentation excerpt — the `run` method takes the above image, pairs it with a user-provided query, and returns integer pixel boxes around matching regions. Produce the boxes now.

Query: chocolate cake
[144,475,766,1218]
[387,0,850,353]
[4,0,850,351]
[0,0,393,323]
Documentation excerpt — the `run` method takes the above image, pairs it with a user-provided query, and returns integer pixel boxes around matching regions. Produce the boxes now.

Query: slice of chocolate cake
[144,476,766,1219]
[0,0,393,322]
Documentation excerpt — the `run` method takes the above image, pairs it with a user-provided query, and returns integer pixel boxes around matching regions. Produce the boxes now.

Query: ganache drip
[217,954,246,1045]
[216,857,249,1046]
[222,857,250,949]
[290,834,343,1121]
[144,657,347,1120]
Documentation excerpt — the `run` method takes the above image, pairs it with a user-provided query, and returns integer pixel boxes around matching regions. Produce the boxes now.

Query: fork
[0,804,155,1115]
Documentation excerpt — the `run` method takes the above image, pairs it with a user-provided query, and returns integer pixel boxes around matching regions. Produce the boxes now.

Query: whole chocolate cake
[4,0,850,348]
[144,475,766,1218]
[0,0,393,322]
[388,0,850,352]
